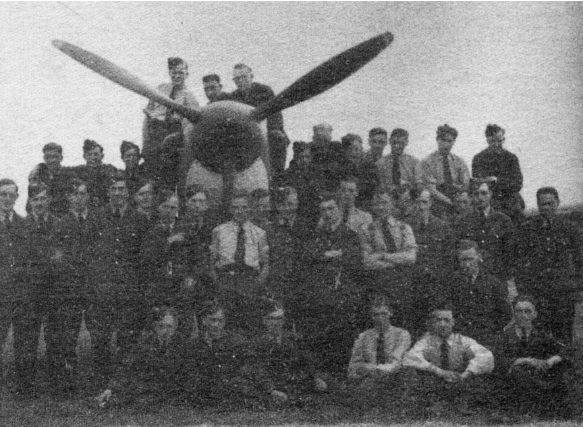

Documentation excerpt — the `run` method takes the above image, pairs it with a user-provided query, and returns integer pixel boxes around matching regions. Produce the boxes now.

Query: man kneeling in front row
[402,305,494,416]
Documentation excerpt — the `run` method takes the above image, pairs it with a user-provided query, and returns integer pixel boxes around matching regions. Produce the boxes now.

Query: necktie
[392,155,401,186]
[343,207,351,226]
[113,209,121,220]
[440,340,450,370]
[377,332,386,364]
[79,215,85,226]
[381,219,398,253]
[520,327,528,345]
[442,154,453,185]
[165,86,179,122]
[234,225,246,265]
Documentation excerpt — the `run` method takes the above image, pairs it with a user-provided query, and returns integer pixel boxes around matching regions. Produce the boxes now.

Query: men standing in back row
[230,63,288,178]
[421,124,470,219]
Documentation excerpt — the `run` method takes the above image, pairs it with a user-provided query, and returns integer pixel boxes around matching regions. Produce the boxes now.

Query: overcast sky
[0,2,581,214]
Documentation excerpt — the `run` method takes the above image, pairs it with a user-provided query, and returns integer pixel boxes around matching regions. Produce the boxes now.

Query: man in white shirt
[347,296,411,410]
[403,306,494,416]
[210,192,269,331]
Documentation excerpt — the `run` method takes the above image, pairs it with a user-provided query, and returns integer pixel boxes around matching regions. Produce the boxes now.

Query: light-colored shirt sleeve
[463,335,494,375]
[403,334,433,371]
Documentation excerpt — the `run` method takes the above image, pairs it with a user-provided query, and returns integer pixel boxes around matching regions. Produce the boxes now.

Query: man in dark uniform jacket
[230,63,288,178]
[296,192,362,375]
[187,302,255,407]
[72,139,119,207]
[494,295,572,418]
[0,179,28,394]
[18,184,61,395]
[50,178,101,395]
[472,124,525,224]
[339,133,379,211]
[86,173,142,392]
[516,187,582,343]
[457,180,515,282]
[447,240,511,348]
[28,142,77,217]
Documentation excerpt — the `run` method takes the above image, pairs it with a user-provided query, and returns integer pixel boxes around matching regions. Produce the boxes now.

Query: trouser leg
[12,300,42,395]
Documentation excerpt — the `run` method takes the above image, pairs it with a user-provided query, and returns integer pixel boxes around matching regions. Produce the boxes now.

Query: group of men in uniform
[0,56,581,419]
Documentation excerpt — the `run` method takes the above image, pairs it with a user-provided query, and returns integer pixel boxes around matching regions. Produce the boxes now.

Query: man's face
[203,309,226,338]
[169,63,188,87]
[389,135,408,157]
[369,134,388,154]
[473,183,492,211]
[454,192,472,214]
[345,139,363,163]
[339,181,358,208]
[514,301,537,328]
[158,195,179,223]
[67,184,89,212]
[319,199,341,227]
[372,306,392,332]
[537,193,559,218]
[108,181,129,208]
[459,247,481,278]
[416,189,432,216]
[83,147,104,168]
[134,183,153,212]
[233,67,253,92]
[43,149,63,172]
[295,150,312,168]
[372,193,395,220]
[313,126,332,143]
[186,192,208,218]
[276,193,298,216]
[30,189,51,217]
[252,196,271,222]
[486,130,505,150]
[203,80,223,102]
[437,134,456,155]
[431,310,455,338]
[154,314,178,343]
[230,197,250,224]
[0,184,18,213]
[122,148,140,170]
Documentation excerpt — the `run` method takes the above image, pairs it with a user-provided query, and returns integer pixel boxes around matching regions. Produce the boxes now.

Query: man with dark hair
[362,191,417,330]
[142,57,199,189]
[340,134,379,210]
[376,128,422,198]
[0,179,28,395]
[405,188,456,332]
[120,140,147,198]
[28,142,76,217]
[250,188,272,231]
[230,63,288,178]
[87,173,143,392]
[421,124,470,219]
[187,302,255,407]
[403,306,494,416]
[516,187,582,343]
[456,180,516,282]
[364,127,388,164]
[493,295,573,419]
[347,296,411,409]
[446,240,511,348]
[210,192,270,331]
[73,139,119,207]
[50,178,100,395]
[472,124,524,223]
[295,192,362,376]
[17,184,61,395]
[202,74,229,103]
[337,175,373,238]
[279,142,321,226]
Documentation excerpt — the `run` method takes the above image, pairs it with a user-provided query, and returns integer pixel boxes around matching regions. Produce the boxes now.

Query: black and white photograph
[0,2,582,426]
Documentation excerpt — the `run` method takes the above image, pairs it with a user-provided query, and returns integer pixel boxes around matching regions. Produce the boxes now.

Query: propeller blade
[250,32,393,122]
[52,40,202,123]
